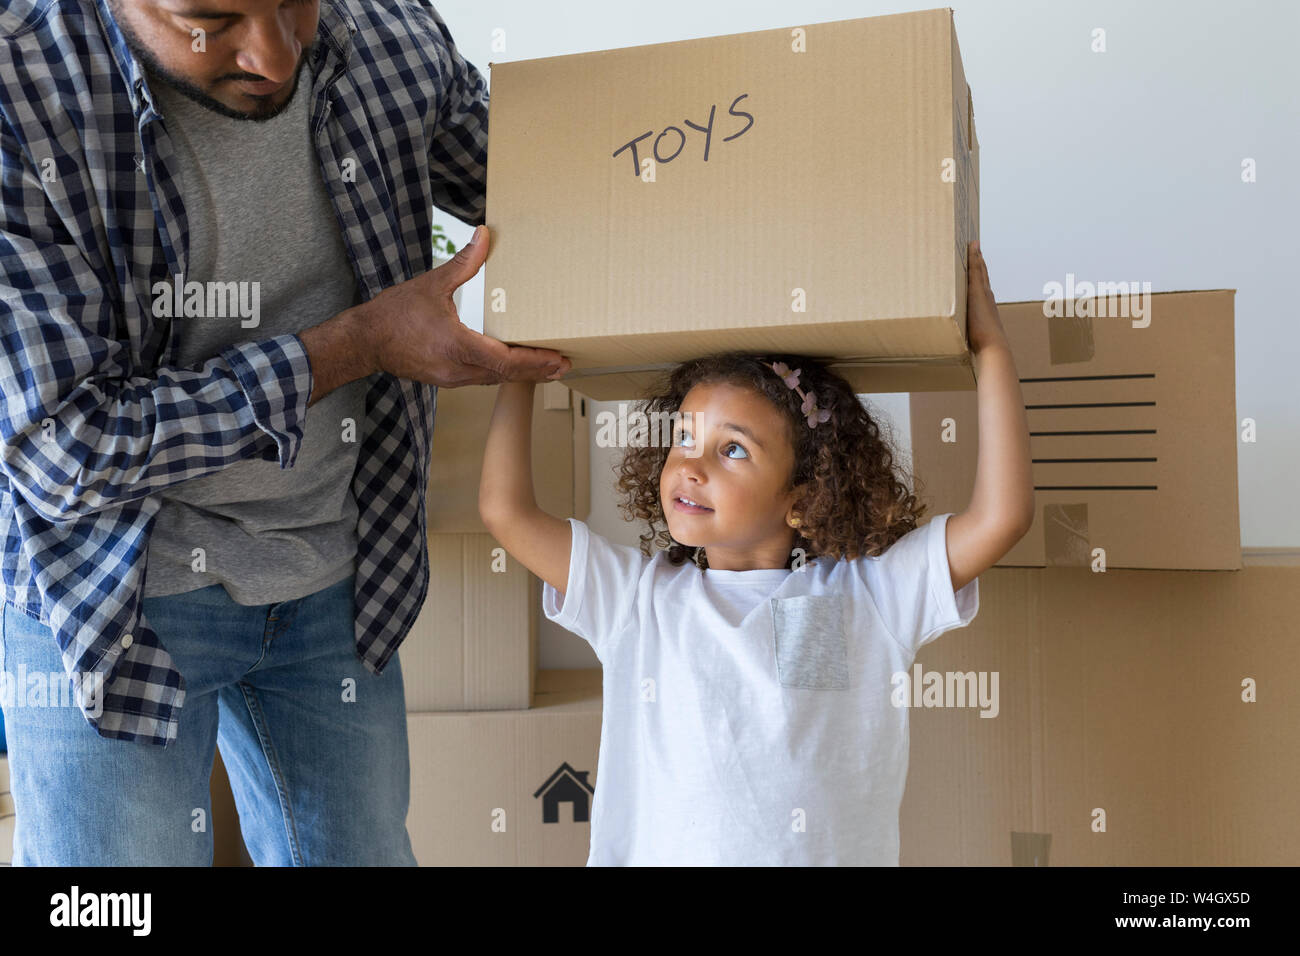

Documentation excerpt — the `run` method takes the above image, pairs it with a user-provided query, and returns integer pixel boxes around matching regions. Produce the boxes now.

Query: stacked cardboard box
[899,550,1299,866]
[0,755,12,864]
[406,669,602,866]
[897,289,1296,865]
[401,381,589,712]
[403,382,595,865]
[210,747,252,866]
[909,290,1239,570]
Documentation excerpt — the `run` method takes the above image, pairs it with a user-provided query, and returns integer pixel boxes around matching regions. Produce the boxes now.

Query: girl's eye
[673,430,746,459]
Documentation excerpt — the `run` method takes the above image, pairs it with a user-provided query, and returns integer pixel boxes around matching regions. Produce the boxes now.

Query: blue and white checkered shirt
[0,0,488,746]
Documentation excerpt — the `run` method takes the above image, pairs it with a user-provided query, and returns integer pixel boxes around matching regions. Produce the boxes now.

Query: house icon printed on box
[533,762,595,823]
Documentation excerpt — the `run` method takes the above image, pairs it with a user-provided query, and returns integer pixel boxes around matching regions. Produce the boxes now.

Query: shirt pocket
[769,593,849,690]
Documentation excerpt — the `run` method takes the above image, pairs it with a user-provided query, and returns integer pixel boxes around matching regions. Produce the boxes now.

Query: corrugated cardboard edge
[528,576,540,709]
[1242,548,1300,566]
[560,354,978,401]
[532,668,603,710]
[488,7,960,72]
[1002,289,1236,305]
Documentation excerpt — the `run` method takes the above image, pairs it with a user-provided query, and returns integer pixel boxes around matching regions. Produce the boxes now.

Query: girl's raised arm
[944,242,1036,592]
[478,380,574,596]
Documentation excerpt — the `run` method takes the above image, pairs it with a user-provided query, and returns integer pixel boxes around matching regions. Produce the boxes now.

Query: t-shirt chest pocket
[769,593,849,690]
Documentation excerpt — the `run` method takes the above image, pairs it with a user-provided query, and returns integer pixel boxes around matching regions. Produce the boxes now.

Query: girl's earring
[788,516,801,528]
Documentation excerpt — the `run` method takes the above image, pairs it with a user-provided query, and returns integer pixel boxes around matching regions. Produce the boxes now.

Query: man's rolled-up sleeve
[421,5,490,226]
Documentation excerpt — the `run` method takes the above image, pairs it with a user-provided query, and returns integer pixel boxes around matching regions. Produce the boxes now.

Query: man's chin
[173,77,299,122]
[136,46,307,121]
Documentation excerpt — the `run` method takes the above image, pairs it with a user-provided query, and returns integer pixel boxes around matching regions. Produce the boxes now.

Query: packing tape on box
[1047,311,1095,365]
[1043,503,1090,567]
[1010,831,1052,866]
[1041,310,1093,564]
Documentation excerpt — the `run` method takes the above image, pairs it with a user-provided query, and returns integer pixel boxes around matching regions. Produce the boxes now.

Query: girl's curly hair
[614,351,928,569]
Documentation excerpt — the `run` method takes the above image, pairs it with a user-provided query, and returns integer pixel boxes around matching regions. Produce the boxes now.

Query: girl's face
[660,382,804,571]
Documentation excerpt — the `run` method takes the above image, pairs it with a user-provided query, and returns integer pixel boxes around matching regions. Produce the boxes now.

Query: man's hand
[966,240,1010,354]
[359,224,571,387]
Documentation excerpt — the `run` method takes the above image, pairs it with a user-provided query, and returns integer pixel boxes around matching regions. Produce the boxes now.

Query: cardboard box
[0,755,12,865]
[210,748,253,867]
[0,807,12,866]
[900,550,1299,865]
[403,381,591,711]
[406,669,601,866]
[909,290,1240,570]
[401,532,541,711]
[428,381,590,533]
[403,565,1296,868]
[483,7,980,400]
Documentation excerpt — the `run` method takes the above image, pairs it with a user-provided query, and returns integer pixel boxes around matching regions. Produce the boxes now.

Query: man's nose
[235,17,303,84]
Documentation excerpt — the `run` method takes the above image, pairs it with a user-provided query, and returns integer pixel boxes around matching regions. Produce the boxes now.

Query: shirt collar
[91,0,357,118]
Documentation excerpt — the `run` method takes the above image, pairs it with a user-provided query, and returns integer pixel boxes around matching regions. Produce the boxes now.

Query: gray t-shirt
[142,62,368,605]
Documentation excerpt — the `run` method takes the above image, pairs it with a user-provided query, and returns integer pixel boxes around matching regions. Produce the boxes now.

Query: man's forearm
[297,306,378,408]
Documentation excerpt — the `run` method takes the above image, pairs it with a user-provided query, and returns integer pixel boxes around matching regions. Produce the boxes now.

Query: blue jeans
[0,574,417,866]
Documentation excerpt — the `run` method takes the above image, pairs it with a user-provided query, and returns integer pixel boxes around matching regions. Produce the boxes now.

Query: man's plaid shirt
[0,0,488,745]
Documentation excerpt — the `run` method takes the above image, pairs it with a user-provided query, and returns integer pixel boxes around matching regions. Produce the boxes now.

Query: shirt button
[121,633,134,649]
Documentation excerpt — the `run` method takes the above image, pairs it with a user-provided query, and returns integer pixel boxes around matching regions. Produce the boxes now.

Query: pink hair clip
[768,361,832,428]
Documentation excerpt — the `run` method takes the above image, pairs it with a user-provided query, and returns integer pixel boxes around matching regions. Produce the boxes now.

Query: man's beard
[107,0,314,122]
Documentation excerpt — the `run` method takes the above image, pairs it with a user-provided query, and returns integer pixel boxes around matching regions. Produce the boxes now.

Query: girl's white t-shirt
[541,512,980,866]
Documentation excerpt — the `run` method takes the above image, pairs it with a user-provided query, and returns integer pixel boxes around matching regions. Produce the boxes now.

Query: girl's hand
[966,240,1010,354]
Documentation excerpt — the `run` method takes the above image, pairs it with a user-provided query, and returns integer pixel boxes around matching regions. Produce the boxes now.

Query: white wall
[426,0,1300,664]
